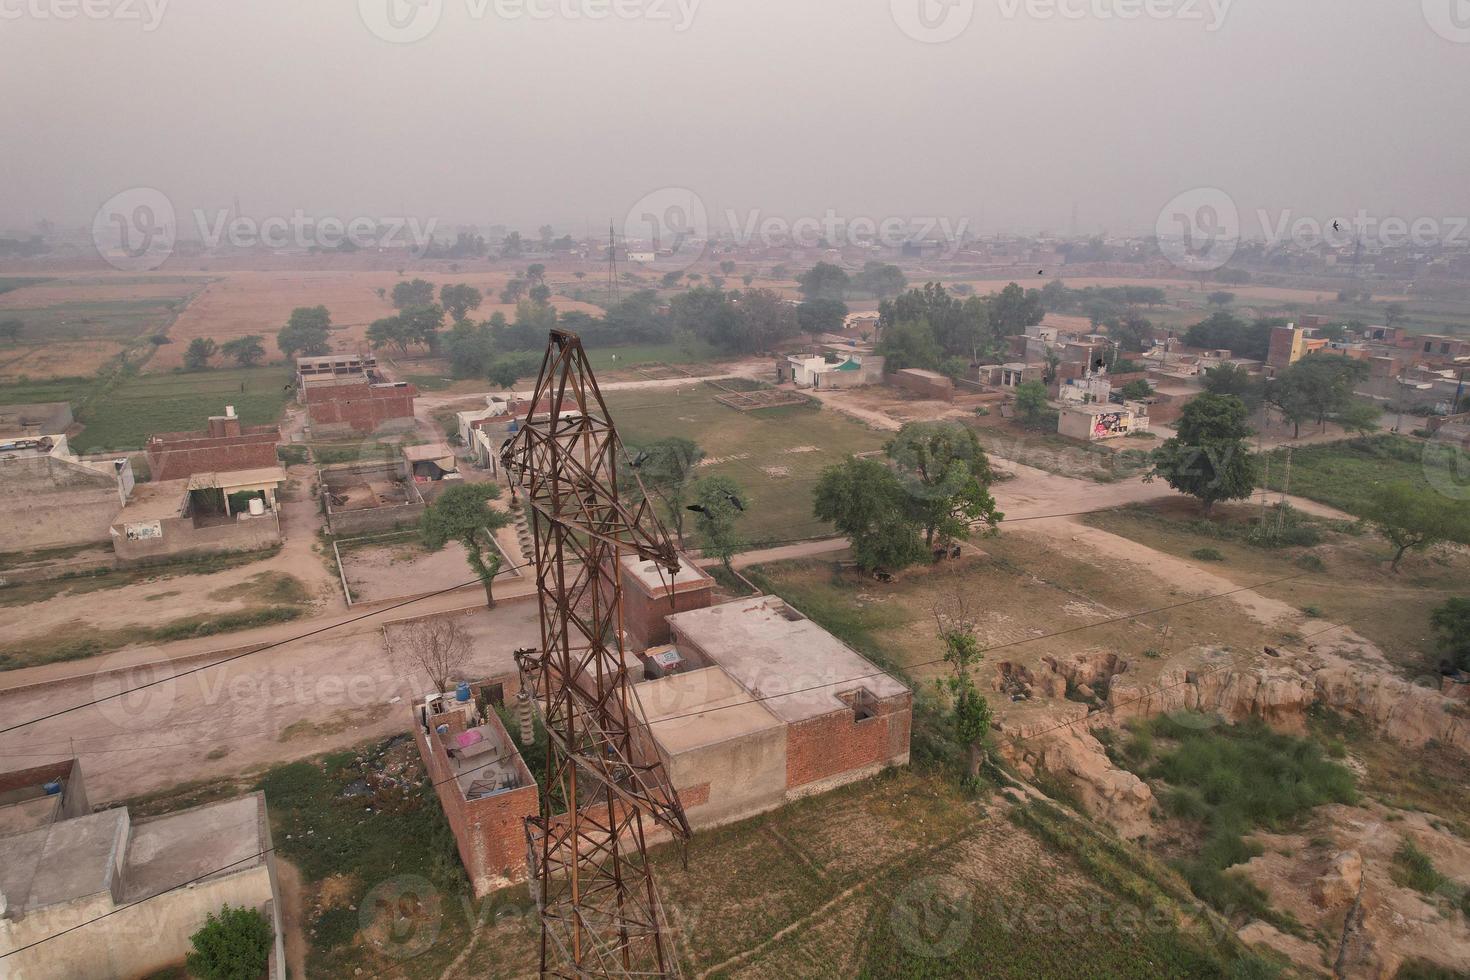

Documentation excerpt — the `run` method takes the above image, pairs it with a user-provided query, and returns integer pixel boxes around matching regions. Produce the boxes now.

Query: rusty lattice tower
[501,329,690,978]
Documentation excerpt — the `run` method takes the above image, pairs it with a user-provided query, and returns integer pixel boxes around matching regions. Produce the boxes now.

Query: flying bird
[1332,220,1342,233]
[630,449,650,468]
[725,492,745,511]
[686,504,707,514]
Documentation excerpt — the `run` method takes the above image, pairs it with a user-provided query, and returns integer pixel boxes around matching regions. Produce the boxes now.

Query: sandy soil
[0,339,126,381]
[0,276,211,309]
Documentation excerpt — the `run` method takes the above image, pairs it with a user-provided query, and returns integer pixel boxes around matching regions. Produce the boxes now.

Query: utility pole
[607,221,621,305]
[501,330,689,979]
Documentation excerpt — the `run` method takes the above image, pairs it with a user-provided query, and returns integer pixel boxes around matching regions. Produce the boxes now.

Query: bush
[1301,605,1323,618]
[1191,547,1225,562]
[1391,839,1448,895]
[187,904,273,979]
[1295,553,1326,572]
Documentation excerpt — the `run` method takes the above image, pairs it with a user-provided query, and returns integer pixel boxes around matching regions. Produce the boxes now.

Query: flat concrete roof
[121,794,266,902]
[639,666,783,755]
[0,808,127,914]
[665,596,909,724]
[402,442,456,464]
[620,554,711,595]
[114,479,189,522]
[185,466,288,491]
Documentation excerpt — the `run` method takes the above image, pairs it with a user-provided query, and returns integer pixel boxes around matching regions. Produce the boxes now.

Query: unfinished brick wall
[617,572,714,652]
[415,720,537,896]
[785,693,912,791]
[304,382,416,433]
[144,426,279,481]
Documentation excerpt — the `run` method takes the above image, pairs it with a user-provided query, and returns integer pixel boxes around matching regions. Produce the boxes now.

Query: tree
[219,334,265,367]
[444,319,495,378]
[1148,393,1259,515]
[367,315,412,355]
[186,904,273,980]
[421,482,513,606]
[736,288,800,352]
[392,278,435,310]
[393,616,473,695]
[1333,398,1382,440]
[885,421,1002,549]
[989,282,1044,335]
[485,351,541,388]
[1384,302,1405,327]
[1201,363,1264,413]
[1107,314,1154,354]
[1206,291,1235,307]
[1013,380,1050,427]
[813,456,925,572]
[1120,379,1154,400]
[1184,313,1276,361]
[528,283,552,305]
[933,592,992,779]
[184,337,217,370]
[526,262,546,283]
[855,261,907,300]
[633,437,704,546]
[691,475,745,572]
[501,230,524,258]
[1430,598,1470,673]
[0,318,21,344]
[1361,481,1470,572]
[276,305,331,358]
[661,270,683,289]
[875,318,943,373]
[440,283,483,322]
[796,298,848,341]
[796,262,850,302]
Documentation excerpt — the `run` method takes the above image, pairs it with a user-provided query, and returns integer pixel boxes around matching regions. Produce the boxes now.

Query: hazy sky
[1,0,1467,239]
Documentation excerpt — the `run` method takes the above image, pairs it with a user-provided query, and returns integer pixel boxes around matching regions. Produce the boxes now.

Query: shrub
[1301,605,1323,618]
[1296,553,1326,572]
[1192,547,1225,562]
[1391,840,1448,895]
[187,904,273,979]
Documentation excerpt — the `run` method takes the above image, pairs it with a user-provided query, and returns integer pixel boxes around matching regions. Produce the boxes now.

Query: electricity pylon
[501,329,690,978]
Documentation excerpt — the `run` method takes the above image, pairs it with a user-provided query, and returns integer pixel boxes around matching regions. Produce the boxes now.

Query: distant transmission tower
[501,330,690,978]
[607,221,621,304]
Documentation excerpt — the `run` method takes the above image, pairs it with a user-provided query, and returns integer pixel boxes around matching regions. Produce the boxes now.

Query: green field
[0,376,100,407]
[580,339,722,372]
[0,276,53,295]
[605,384,886,546]
[1260,434,1466,517]
[68,366,294,452]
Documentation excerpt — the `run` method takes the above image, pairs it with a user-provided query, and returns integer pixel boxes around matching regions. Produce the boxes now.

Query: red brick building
[615,554,715,652]
[302,380,417,434]
[415,684,538,896]
[144,408,280,482]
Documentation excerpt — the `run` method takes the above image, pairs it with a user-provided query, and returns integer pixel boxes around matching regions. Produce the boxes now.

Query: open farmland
[603,383,887,546]
[0,274,207,381]
[154,268,607,371]
[68,365,294,452]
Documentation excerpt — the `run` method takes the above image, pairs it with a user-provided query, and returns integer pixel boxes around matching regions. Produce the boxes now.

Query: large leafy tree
[1183,312,1277,361]
[1012,380,1050,428]
[391,278,435,310]
[276,305,331,357]
[631,437,704,546]
[1148,393,1259,514]
[736,288,800,352]
[855,261,907,300]
[184,337,217,370]
[796,262,850,302]
[421,482,513,606]
[1268,354,1370,435]
[1201,363,1264,413]
[796,298,848,340]
[219,334,265,367]
[691,475,745,572]
[878,283,992,360]
[813,456,926,572]
[885,421,1002,548]
[1361,481,1470,572]
[989,282,1044,336]
[875,318,943,373]
[186,904,273,980]
[440,283,483,322]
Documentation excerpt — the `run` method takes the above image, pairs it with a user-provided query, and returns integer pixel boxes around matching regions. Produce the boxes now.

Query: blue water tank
[455,681,472,702]
[43,782,61,795]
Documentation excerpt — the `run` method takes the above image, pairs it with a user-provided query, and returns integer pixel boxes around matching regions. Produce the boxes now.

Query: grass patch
[1192,547,1225,562]
[1146,714,1356,930]
[69,366,293,453]
[1260,435,1457,518]
[605,385,885,546]
[1391,839,1449,895]
[0,546,281,608]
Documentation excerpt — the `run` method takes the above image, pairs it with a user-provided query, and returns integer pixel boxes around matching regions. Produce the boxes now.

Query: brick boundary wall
[304,383,417,434]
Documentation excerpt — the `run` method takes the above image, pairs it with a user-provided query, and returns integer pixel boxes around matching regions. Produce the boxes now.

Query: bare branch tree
[394,617,473,696]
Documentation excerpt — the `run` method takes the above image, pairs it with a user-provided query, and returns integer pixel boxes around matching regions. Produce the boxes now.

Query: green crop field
[604,383,886,546]
[68,366,295,452]
[1260,434,1467,517]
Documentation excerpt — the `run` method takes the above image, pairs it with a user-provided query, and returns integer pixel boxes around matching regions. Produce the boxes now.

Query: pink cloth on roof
[454,729,484,749]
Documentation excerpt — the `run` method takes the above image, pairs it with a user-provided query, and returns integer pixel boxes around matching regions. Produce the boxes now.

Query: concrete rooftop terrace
[639,666,783,755]
[620,553,711,594]
[665,596,909,725]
